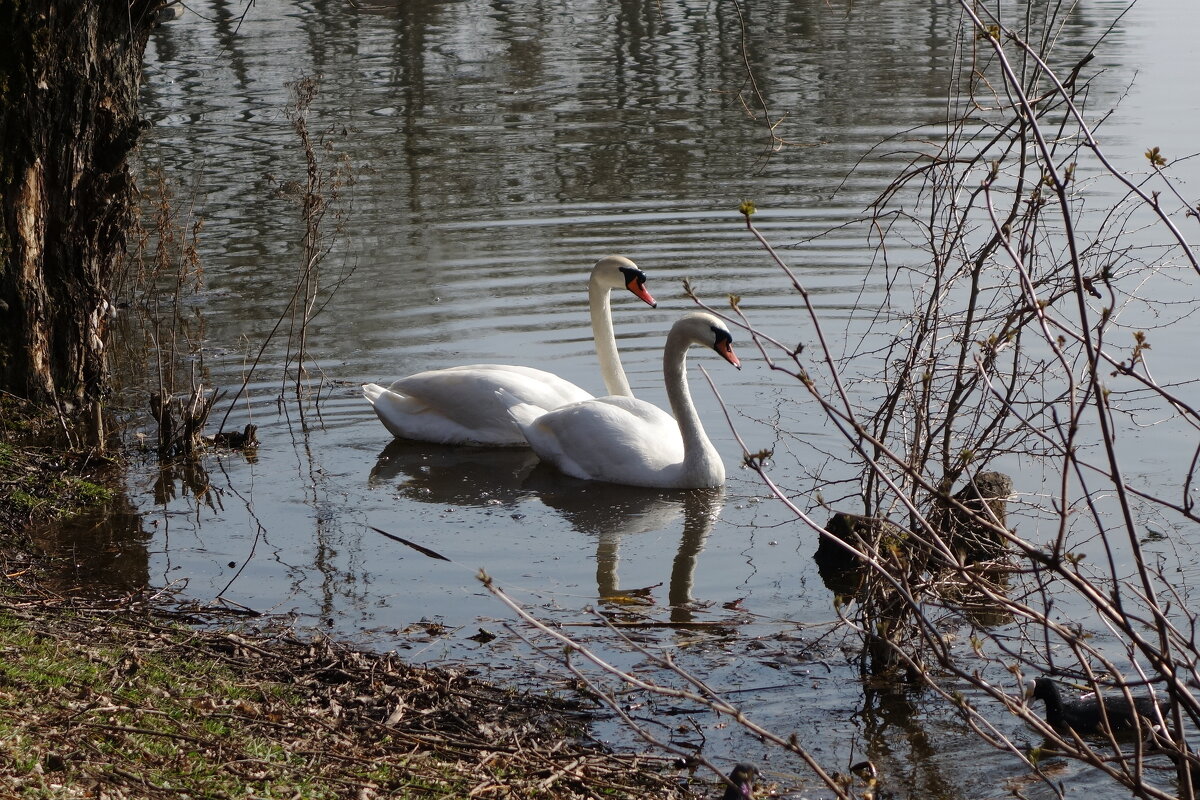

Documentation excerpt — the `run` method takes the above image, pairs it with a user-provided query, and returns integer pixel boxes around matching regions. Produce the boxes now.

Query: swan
[506,312,741,489]
[362,255,656,446]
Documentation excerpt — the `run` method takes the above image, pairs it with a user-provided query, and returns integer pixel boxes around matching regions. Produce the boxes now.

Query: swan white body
[362,256,656,446]
[507,312,741,489]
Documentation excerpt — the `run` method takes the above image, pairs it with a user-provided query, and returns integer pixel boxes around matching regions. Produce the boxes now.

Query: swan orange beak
[717,341,741,369]
[626,276,657,308]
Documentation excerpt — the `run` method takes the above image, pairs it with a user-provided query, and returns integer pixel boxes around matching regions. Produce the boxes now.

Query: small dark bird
[721,763,759,800]
[1032,677,1165,736]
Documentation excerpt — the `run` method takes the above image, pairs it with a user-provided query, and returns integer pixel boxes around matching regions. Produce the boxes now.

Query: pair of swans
[362,256,740,489]
[363,256,655,446]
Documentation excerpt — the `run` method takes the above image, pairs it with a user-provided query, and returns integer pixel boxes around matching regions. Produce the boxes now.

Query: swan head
[592,255,657,308]
[672,312,741,369]
[711,323,741,369]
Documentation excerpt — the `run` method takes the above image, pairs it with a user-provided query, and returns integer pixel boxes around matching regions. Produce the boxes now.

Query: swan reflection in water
[526,474,724,623]
[368,438,540,507]
[369,441,724,620]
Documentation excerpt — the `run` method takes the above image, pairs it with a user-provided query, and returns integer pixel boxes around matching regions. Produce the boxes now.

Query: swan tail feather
[362,383,387,405]
[497,388,544,431]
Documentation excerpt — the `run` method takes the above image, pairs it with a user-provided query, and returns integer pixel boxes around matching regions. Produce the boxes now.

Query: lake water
[86,0,1200,796]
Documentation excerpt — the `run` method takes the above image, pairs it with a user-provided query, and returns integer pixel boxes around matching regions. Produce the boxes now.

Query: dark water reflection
[369,439,539,507]
[29,500,151,595]
[115,0,1200,796]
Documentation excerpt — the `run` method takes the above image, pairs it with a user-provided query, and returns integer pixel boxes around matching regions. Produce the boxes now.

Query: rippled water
[85,0,1200,796]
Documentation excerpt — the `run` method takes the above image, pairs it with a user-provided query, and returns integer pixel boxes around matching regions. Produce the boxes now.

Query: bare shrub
[115,170,218,461]
[693,2,1200,797]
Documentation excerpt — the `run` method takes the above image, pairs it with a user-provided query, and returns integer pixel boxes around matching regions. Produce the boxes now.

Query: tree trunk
[0,1,162,413]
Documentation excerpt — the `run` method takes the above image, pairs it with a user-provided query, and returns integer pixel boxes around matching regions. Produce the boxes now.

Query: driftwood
[149,386,223,459]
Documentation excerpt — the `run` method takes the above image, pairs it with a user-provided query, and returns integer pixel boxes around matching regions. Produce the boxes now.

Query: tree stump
[936,471,1014,563]
[814,512,910,596]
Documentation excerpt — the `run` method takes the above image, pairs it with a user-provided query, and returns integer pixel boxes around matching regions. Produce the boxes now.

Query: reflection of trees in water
[242,0,1118,209]
[28,498,152,595]
[152,457,220,512]
[137,1,963,233]
[853,686,968,800]
[369,441,723,620]
[145,436,377,619]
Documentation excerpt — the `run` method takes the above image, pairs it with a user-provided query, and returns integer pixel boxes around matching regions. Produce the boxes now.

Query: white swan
[506,312,741,489]
[362,255,656,446]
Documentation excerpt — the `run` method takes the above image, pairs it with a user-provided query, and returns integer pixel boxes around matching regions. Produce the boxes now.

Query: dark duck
[721,763,759,800]
[1032,677,1165,736]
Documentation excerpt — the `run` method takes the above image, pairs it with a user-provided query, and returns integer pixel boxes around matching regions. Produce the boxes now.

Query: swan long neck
[589,280,632,397]
[663,328,716,468]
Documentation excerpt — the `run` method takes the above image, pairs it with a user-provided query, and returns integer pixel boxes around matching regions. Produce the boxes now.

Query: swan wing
[422,364,590,399]
[516,396,686,485]
[364,365,592,446]
[504,312,736,489]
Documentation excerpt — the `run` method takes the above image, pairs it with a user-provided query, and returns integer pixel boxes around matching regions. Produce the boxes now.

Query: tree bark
[0,1,162,411]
